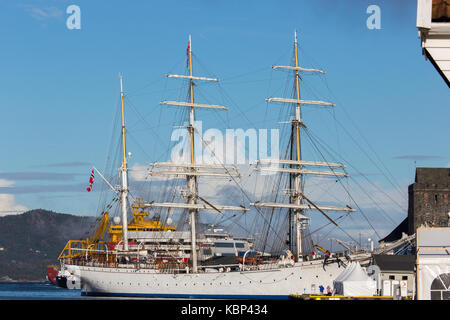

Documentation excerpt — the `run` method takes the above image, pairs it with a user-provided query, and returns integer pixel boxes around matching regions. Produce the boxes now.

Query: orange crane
[311,240,331,257]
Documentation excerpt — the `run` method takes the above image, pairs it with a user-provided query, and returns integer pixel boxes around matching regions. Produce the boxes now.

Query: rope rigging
[87,40,407,256]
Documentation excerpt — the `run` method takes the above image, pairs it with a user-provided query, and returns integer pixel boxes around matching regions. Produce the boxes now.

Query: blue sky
[0,0,448,241]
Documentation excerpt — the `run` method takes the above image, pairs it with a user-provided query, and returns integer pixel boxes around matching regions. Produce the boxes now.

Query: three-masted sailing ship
[60,32,370,298]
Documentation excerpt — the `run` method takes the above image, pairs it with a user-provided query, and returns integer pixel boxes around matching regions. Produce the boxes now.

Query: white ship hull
[72,258,368,299]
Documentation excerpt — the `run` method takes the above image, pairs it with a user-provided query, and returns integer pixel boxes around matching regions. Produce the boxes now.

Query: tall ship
[56,196,254,289]
[59,32,370,298]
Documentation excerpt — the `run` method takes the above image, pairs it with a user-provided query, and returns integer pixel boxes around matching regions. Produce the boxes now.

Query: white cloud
[0,194,28,217]
[0,178,28,216]
[129,163,151,182]
[0,179,15,187]
[20,5,64,21]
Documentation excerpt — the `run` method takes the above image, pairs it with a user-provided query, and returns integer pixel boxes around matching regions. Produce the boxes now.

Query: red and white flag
[186,40,190,67]
[86,169,94,192]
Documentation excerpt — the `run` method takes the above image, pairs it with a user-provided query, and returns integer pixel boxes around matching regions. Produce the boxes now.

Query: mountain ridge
[0,209,95,281]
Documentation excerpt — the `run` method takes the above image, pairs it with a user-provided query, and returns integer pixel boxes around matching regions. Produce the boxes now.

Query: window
[389,275,395,280]
[402,276,408,280]
[235,243,245,248]
[430,273,450,300]
[215,242,234,248]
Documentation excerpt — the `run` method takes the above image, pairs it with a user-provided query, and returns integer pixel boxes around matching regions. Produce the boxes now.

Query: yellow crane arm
[311,240,329,254]
[87,212,109,245]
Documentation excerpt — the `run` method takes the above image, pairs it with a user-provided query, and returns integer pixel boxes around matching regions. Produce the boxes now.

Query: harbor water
[0,282,185,300]
[0,282,83,300]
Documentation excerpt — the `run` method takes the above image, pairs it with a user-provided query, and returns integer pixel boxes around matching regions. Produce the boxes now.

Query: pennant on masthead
[186,39,190,67]
[86,168,94,192]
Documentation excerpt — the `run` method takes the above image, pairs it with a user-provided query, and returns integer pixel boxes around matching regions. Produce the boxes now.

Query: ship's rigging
[86,32,407,259]
[54,32,414,298]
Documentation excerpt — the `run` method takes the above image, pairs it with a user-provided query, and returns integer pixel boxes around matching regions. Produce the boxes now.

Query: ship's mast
[292,30,304,261]
[119,75,129,251]
[252,30,354,262]
[146,35,248,273]
[186,35,198,272]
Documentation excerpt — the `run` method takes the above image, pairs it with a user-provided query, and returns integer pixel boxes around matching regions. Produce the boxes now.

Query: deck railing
[60,247,355,274]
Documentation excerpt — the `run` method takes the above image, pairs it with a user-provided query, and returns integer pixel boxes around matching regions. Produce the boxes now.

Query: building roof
[372,254,416,272]
[379,217,409,243]
[424,49,450,87]
[414,167,450,185]
[417,0,450,87]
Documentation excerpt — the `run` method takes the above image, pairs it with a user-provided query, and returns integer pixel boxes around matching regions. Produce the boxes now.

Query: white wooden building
[417,0,450,86]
